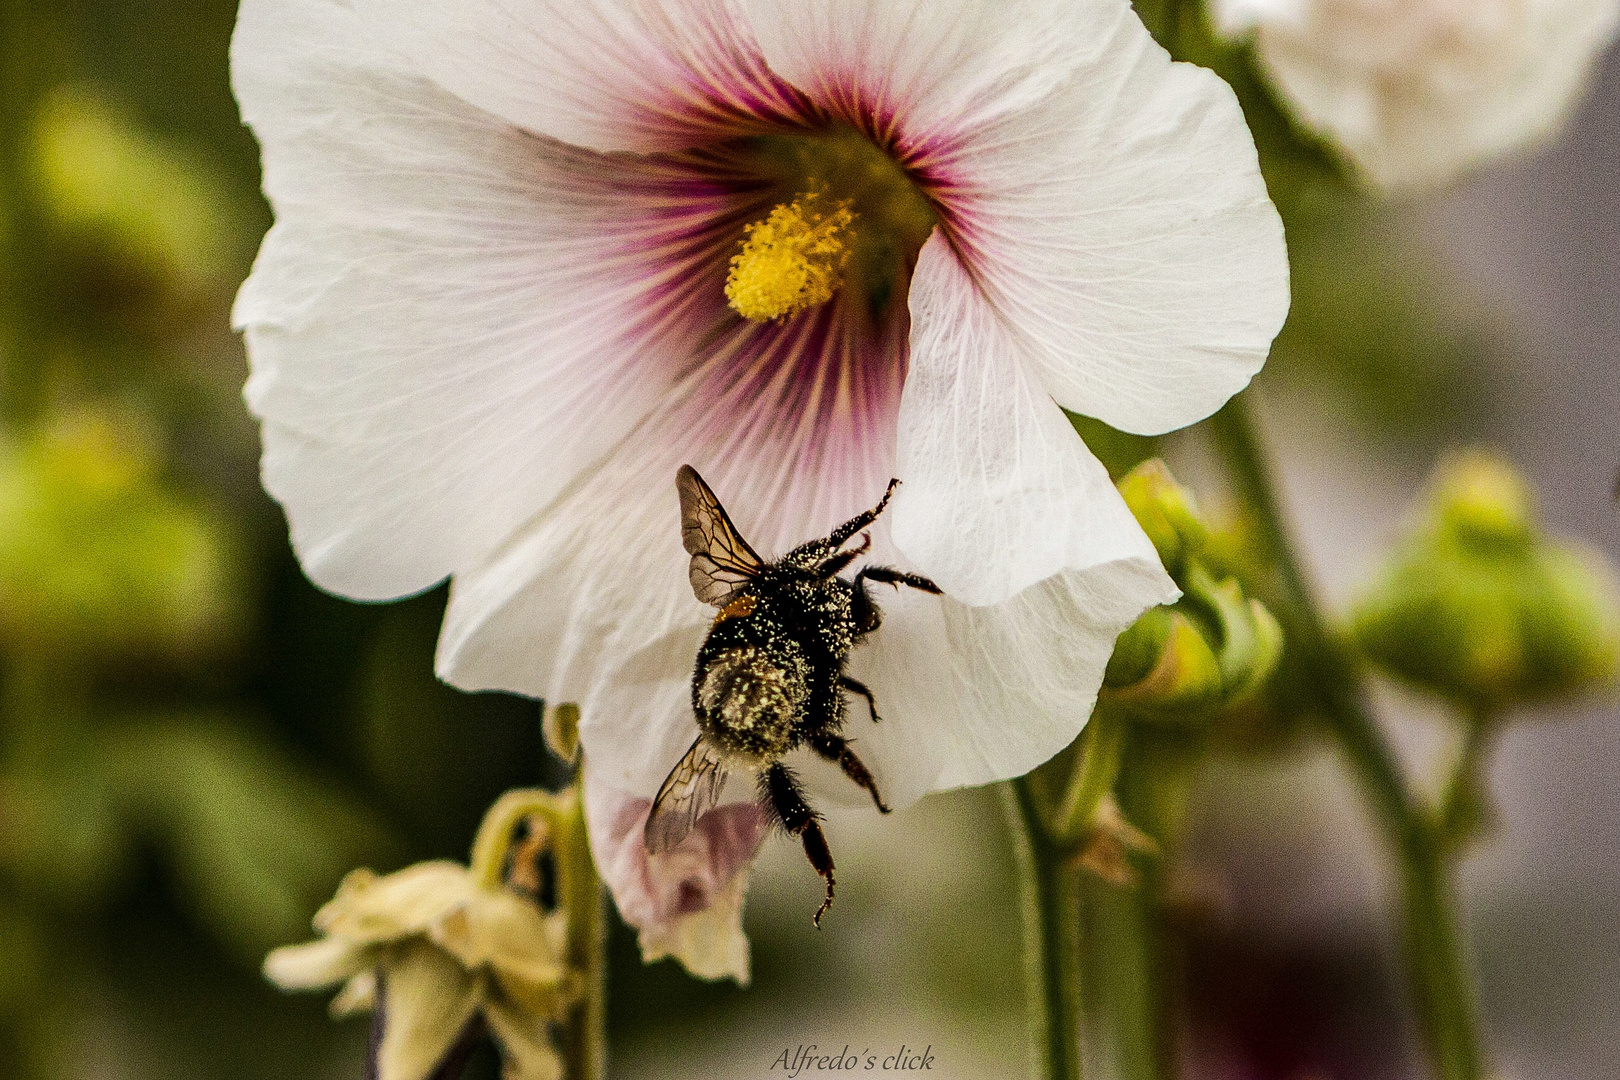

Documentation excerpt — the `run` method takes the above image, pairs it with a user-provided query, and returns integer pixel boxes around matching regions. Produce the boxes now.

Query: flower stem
[558,786,607,1080]
[1438,712,1498,848]
[1005,778,1085,1080]
[464,785,607,1080]
[1207,396,1486,1080]
[1054,713,1128,844]
[1080,872,1169,1080]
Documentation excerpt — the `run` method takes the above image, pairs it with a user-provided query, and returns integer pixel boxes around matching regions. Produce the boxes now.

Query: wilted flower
[584,766,768,984]
[232,0,1287,953]
[264,791,584,1080]
[1212,0,1620,191]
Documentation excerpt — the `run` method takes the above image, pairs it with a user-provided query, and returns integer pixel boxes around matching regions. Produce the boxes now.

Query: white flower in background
[1212,0,1620,191]
[232,0,1288,970]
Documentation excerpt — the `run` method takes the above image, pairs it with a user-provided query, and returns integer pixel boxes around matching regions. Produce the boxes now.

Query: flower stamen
[725,193,855,322]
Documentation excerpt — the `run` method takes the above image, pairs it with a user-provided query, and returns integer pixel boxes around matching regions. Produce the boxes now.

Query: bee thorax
[695,645,807,760]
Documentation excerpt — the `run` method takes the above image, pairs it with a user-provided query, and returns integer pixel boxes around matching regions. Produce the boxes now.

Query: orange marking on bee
[715,593,757,624]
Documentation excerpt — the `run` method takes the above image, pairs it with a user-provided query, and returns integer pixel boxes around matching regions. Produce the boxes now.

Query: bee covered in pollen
[644,465,940,925]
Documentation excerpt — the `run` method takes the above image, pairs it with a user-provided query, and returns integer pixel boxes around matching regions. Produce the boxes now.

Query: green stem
[1438,713,1498,848]
[465,785,606,1080]
[1004,777,1084,1080]
[558,786,606,1080]
[1054,713,1128,844]
[1080,874,1166,1080]
[1208,397,1486,1080]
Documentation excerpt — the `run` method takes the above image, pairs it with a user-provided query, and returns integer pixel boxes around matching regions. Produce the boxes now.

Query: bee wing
[677,465,764,608]
[644,736,731,855]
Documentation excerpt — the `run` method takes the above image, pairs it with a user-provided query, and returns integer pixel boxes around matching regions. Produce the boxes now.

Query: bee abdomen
[696,645,807,761]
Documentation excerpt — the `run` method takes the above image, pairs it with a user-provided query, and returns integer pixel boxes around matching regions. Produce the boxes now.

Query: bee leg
[825,480,900,550]
[839,675,882,723]
[762,764,836,927]
[809,732,891,814]
[853,565,942,595]
[851,577,882,634]
[817,537,868,581]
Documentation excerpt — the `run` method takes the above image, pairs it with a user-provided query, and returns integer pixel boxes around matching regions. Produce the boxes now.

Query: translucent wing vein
[644,736,730,855]
[677,464,764,608]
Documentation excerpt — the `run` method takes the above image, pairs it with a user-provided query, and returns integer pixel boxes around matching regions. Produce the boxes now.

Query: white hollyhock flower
[232,0,1287,963]
[1213,0,1620,191]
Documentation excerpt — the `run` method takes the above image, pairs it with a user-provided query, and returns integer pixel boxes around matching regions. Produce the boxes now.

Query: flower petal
[637,869,753,985]
[376,943,483,1080]
[316,863,476,944]
[350,0,808,154]
[263,936,372,991]
[437,290,910,796]
[584,770,765,984]
[941,1,1289,436]
[938,568,1175,789]
[831,560,1176,797]
[428,893,575,1018]
[744,0,1093,151]
[891,236,1177,607]
[483,997,566,1080]
[233,0,758,599]
[331,970,379,1017]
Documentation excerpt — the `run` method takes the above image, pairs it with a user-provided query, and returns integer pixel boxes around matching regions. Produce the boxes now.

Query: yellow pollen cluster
[724,194,854,322]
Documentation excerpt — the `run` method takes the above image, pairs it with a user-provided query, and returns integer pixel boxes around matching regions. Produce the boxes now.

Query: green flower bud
[0,410,236,659]
[1351,451,1620,709]
[1433,449,1534,553]
[1103,607,1225,719]
[1118,459,1209,576]
[1105,461,1285,723]
[1196,570,1285,703]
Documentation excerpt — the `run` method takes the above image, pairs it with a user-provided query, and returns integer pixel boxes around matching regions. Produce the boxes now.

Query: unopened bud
[1107,462,1284,723]
[1118,459,1210,576]
[1352,452,1620,708]
[1433,449,1534,553]
[1103,608,1224,720]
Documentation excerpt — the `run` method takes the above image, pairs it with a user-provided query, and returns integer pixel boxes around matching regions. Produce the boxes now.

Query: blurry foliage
[31,88,242,329]
[0,409,236,658]
[1265,211,1501,441]
[0,6,548,1079]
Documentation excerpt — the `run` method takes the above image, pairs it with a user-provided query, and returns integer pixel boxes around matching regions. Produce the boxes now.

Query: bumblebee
[644,465,940,925]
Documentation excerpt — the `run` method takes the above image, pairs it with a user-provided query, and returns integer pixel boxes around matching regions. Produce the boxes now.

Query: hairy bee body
[693,565,856,765]
[645,466,942,926]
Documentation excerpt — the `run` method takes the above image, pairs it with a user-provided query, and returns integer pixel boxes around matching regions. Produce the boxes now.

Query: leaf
[102,715,401,965]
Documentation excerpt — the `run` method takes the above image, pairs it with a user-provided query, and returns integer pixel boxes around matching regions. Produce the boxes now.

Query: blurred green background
[0,2,1614,1079]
